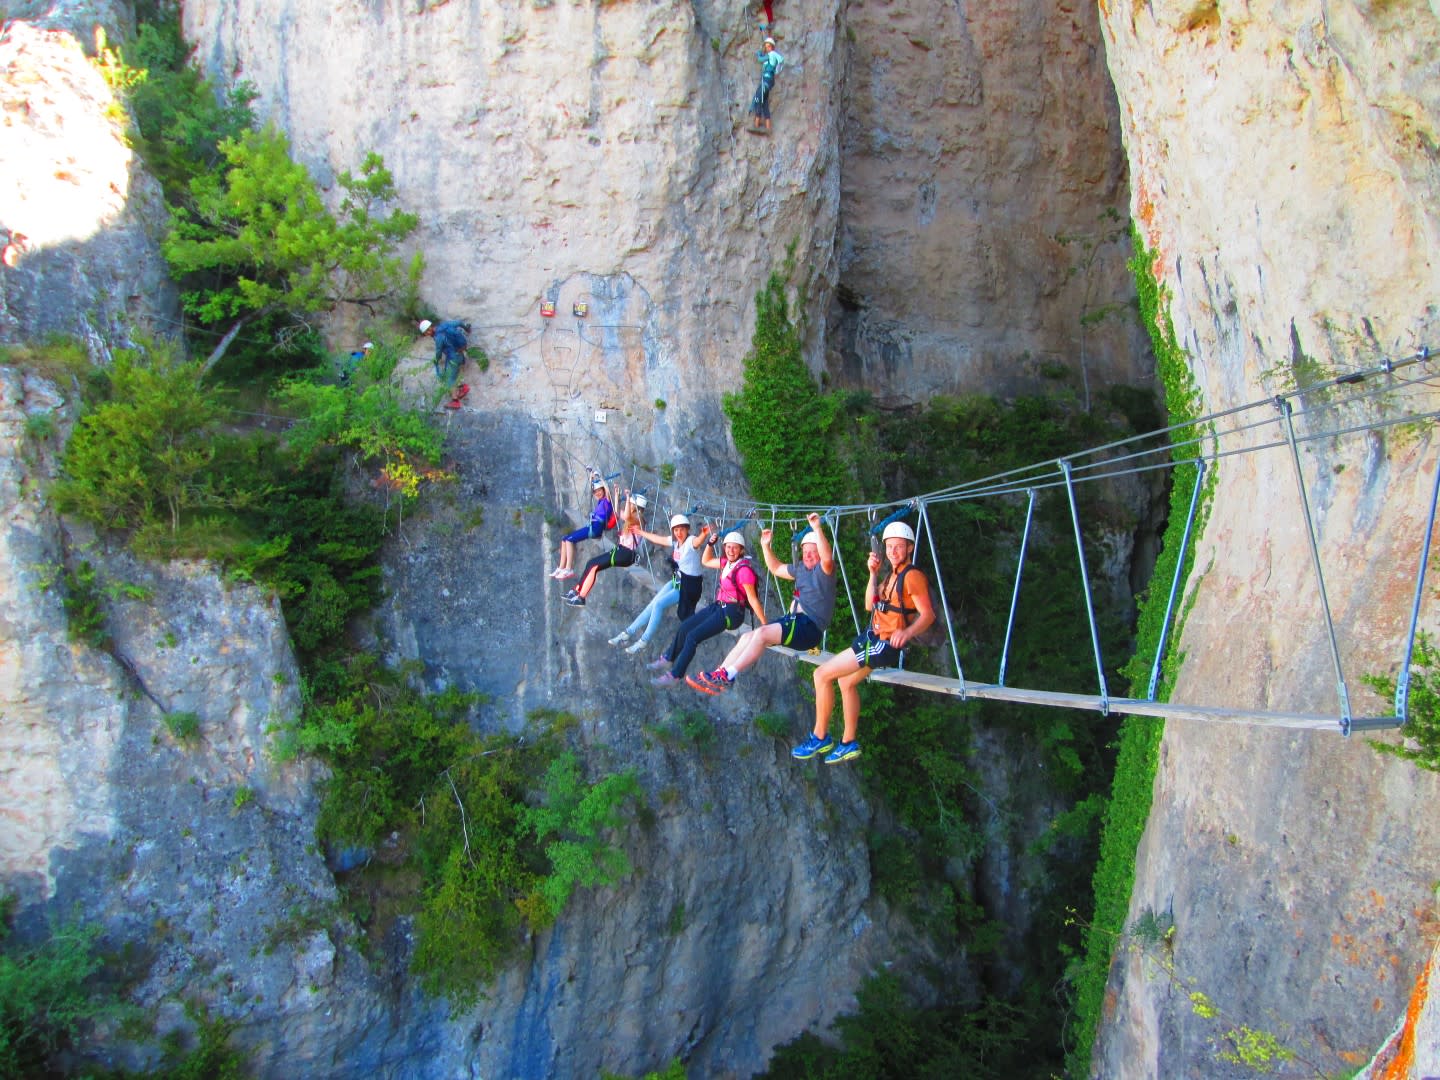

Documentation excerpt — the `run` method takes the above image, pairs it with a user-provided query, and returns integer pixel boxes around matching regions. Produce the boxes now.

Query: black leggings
[677,572,703,621]
[579,545,637,596]
[665,602,745,677]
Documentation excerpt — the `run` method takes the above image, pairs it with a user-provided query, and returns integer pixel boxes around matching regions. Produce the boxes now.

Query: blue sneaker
[824,741,861,765]
[791,733,835,760]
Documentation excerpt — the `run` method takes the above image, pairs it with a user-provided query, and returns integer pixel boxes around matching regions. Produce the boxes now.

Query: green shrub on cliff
[51,344,223,534]
[1365,631,1440,772]
[0,916,121,1075]
[122,18,257,202]
[722,269,845,508]
[296,665,641,1006]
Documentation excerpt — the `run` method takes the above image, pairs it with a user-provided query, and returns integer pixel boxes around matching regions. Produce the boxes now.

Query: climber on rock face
[749,38,784,135]
[419,318,471,408]
[339,341,372,386]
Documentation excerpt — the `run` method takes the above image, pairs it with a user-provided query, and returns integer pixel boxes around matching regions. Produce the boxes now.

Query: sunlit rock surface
[1093,3,1440,1076]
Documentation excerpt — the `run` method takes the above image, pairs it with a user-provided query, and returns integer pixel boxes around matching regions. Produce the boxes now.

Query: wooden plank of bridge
[767,646,1370,732]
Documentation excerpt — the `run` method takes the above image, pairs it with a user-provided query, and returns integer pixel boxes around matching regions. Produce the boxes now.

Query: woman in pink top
[564,492,647,607]
[648,531,766,686]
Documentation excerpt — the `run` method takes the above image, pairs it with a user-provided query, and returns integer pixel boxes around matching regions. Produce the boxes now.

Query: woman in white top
[564,492,647,607]
[608,514,710,651]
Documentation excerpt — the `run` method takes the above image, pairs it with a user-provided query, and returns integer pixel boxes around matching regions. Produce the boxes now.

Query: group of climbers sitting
[554,495,935,765]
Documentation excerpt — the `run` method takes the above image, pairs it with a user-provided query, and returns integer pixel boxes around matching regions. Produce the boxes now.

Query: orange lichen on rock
[1376,949,1431,1080]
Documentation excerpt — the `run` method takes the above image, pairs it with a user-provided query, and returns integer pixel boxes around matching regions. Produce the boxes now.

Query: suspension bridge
[546,345,1440,737]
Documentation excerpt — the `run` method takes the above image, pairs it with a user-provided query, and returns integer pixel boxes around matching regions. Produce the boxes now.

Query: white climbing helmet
[632,493,648,509]
[417,319,432,334]
[800,528,822,548]
[669,514,691,530]
[592,476,608,492]
[361,341,374,351]
[882,521,915,544]
[723,531,747,549]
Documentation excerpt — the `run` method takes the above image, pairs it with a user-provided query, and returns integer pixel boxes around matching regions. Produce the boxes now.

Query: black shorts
[776,613,823,650]
[851,628,903,669]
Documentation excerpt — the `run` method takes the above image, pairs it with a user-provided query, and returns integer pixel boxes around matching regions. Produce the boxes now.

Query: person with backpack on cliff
[792,521,934,764]
[564,491,648,607]
[552,474,614,581]
[338,340,372,386]
[749,38,784,134]
[608,515,711,652]
[689,512,836,693]
[418,318,471,409]
[647,531,766,687]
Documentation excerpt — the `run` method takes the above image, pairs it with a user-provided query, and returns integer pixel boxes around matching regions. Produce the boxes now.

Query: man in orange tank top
[792,521,935,765]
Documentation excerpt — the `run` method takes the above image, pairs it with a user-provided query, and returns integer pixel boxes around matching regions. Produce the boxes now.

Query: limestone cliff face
[183,0,843,459]
[0,4,941,1076]
[831,0,1152,404]
[1095,3,1440,1076]
[0,16,176,354]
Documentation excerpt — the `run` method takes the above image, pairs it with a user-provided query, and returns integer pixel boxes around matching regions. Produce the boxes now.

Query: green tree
[722,271,844,507]
[163,126,418,373]
[52,344,228,534]
[123,19,257,203]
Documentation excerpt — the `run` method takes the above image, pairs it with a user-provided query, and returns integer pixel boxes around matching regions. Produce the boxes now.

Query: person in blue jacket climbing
[339,341,372,386]
[419,318,471,409]
[749,38,785,134]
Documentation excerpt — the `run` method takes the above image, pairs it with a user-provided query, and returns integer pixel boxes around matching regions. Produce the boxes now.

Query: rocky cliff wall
[0,15,177,354]
[1094,3,1440,1076]
[0,0,1336,1074]
[0,359,931,1077]
[830,0,1153,404]
[0,5,956,1075]
[183,0,843,459]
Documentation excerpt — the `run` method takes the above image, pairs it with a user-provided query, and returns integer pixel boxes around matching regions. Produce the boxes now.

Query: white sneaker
[626,639,647,655]
[608,631,630,646]
[549,567,564,579]
[555,569,576,581]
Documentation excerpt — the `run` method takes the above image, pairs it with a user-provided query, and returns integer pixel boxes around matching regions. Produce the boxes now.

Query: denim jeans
[626,581,679,643]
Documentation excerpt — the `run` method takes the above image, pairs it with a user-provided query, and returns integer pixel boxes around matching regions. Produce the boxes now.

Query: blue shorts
[775,613,823,650]
[562,522,603,545]
[851,628,903,670]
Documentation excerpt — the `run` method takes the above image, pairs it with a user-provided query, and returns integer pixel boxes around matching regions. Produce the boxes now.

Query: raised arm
[807,512,835,574]
[863,551,884,613]
[701,533,723,570]
[760,528,794,580]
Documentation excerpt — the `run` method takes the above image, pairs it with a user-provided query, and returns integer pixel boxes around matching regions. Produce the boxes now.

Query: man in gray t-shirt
[690,512,837,694]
